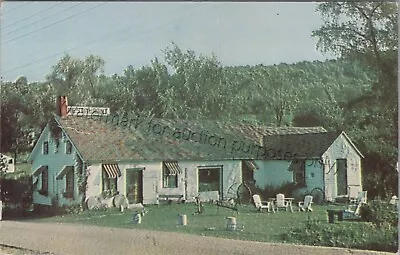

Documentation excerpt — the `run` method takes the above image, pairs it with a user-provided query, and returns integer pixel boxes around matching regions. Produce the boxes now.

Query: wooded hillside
[0,2,397,199]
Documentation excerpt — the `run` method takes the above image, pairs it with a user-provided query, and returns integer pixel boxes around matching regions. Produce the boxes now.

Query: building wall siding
[31,126,81,206]
[179,160,241,202]
[86,160,242,205]
[118,162,159,205]
[86,164,102,198]
[304,159,324,194]
[253,160,293,189]
[322,134,362,201]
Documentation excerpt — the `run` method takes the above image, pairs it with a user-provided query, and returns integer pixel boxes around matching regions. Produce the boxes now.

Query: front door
[336,159,347,196]
[126,168,143,203]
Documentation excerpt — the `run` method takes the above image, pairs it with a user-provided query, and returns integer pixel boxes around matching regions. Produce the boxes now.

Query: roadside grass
[28,202,398,252]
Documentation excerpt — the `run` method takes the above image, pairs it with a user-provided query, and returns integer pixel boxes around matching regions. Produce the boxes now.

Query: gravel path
[0,221,393,255]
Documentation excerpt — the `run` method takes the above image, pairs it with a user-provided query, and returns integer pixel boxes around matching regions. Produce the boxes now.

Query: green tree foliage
[1,33,395,199]
[312,2,398,99]
[312,1,398,198]
[163,43,233,119]
[0,77,42,160]
[46,54,105,106]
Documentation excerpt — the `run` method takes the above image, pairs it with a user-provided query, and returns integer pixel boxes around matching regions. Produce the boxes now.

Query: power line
[2,4,191,74]
[2,3,221,79]
[1,3,105,45]
[2,2,63,30]
[3,2,84,37]
[105,4,223,60]
[2,2,31,15]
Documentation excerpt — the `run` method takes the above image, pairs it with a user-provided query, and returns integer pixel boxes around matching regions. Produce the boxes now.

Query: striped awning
[56,166,74,180]
[163,161,182,175]
[102,164,121,178]
[244,160,259,171]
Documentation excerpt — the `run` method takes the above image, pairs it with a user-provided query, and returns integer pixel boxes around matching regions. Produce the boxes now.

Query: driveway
[0,221,393,255]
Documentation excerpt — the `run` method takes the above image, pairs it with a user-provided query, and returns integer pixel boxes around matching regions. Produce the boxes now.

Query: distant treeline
[0,43,397,199]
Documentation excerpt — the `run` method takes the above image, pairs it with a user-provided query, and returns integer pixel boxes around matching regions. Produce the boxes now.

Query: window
[39,167,49,196]
[66,140,72,154]
[198,167,221,192]
[162,161,180,188]
[242,160,257,184]
[65,168,74,198]
[291,160,305,187]
[8,159,13,164]
[102,164,121,197]
[102,174,117,195]
[43,141,49,155]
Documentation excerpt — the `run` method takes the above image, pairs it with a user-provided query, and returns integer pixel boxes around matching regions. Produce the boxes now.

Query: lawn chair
[344,200,363,220]
[350,191,367,204]
[252,194,274,213]
[298,195,313,212]
[275,193,290,212]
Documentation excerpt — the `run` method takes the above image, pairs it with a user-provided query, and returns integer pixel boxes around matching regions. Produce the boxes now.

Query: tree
[312,2,398,198]
[46,54,105,105]
[312,2,398,99]
[163,43,232,119]
[0,78,36,161]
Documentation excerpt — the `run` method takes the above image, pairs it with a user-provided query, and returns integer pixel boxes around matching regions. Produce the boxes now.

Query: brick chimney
[56,96,68,117]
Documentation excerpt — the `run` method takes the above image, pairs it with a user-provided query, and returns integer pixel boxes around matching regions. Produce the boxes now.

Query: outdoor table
[269,198,294,212]
[327,209,344,223]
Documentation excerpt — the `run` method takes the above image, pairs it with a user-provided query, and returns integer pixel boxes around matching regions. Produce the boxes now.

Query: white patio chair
[298,195,313,212]
[348,191,367,214]
[350,191,367,204]
[275,193,290,212]
[344,200,363,220]
[252,194,274,213]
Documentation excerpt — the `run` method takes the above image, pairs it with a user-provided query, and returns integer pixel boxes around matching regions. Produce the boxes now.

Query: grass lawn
[4,163,32,179]
[30,203,365,244]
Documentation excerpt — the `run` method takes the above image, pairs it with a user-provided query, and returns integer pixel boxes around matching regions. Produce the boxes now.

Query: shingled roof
[263,132,342,159]
[56,114,329,163]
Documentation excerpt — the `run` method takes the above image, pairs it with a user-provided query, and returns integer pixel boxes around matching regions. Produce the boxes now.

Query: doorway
[336,159,347,196]
[126,168,143,203]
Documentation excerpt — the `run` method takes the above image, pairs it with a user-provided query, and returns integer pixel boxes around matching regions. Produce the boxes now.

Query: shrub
[359,199,398,228]
[0,175,32,211]
[292,188,308,202]
[62,204,85,214]
[256,181,296,199]
[281,216,398,252]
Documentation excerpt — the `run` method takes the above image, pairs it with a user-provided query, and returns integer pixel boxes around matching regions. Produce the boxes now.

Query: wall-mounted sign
[67,106,110,116]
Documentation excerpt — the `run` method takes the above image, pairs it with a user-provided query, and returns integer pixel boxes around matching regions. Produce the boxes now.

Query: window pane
[110,178,118,193]
[43,141,49,155]
[66,169,74,193]
[293,160,305,186]
[102,169,118,195]
[42,168,48,192]
[198,168,220,192]
[66,141,72,154]
[163,174,177,188]
[162,163,178,188]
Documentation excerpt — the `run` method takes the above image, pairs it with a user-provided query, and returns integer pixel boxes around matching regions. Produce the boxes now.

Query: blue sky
[1,2,333,82]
